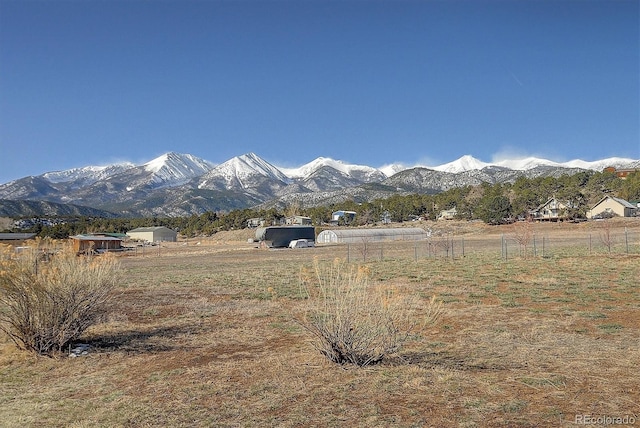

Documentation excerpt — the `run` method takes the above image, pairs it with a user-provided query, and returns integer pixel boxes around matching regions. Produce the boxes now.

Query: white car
[288,239,314,249]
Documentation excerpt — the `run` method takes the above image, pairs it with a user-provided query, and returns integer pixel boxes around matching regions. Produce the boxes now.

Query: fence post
[625,227,629,254]
[462,237,465,258]
[505,236,508,260]
[451,236,454,259]
[347,244,350,263]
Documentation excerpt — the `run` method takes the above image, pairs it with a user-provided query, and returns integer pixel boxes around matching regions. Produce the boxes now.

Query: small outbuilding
[70,234,122,254]
[0,233,37,245]
[127,226,178,243]
[285,215,312,225]
[316,227,427,244]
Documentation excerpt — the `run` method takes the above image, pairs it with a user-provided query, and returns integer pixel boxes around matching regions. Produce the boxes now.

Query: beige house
[127,226,177,243]
[587,196,638,219]
[437,207,457,221]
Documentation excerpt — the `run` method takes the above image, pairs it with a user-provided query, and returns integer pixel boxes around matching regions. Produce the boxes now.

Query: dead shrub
[298,258,442,367]
[0,241,121,356]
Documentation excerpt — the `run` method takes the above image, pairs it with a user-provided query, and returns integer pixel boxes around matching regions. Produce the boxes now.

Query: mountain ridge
[0,152,637,217]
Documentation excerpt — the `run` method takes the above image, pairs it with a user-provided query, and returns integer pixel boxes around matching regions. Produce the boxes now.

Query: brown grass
[1,220,639,427]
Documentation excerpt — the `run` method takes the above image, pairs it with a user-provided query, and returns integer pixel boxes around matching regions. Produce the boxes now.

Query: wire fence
[339,227,640,262]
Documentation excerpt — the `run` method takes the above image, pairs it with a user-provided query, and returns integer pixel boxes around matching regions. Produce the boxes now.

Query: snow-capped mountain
[196,152,290,192]
[430,155,491,173]
[378,163,407,177]
[0,152,638,217]
[65,152,215,200]
[561,157,639,171]
[280,157,386,183]
[404,155,636,174]
[142,152,215,185]
[43,163,134,185]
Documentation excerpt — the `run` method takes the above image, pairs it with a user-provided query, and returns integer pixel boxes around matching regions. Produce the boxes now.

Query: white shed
[127,226,178,243]
[316,228,427,244]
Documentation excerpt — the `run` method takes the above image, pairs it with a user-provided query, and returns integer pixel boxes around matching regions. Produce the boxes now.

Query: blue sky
[1,0,638,183]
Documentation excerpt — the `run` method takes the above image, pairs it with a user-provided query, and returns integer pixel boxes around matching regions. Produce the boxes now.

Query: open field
[1,219,639,427]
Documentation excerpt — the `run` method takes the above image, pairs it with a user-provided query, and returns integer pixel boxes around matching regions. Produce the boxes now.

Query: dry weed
[0,241,121,355]
[297,258,443,366]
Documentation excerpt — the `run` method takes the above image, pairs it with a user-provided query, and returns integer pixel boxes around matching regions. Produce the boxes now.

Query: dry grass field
[1,219,639,427]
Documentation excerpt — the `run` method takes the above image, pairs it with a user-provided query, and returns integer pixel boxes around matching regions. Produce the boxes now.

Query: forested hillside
[3,169,639,238]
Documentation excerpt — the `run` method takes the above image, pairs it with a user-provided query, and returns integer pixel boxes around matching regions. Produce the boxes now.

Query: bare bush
[598,220,615,254]
[0,241,121,356]
[298,258,442,367]
[510,221,534,258]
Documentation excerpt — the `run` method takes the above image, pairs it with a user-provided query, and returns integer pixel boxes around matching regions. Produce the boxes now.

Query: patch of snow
[431,155,490,173]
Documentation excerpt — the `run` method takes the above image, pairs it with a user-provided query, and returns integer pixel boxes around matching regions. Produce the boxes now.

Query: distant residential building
[285,215,312,226]
[70,234,122,254]
[331,210,357,224]
[127,226,178,243]
[587,196,638,218]
[529,198,573,221]
[246,218,265,228]
[437,207,457,221]
[603,166,640,179]
[0,233,37,245]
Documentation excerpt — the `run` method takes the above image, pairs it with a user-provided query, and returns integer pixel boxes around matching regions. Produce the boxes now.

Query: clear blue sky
[1,0,638,183]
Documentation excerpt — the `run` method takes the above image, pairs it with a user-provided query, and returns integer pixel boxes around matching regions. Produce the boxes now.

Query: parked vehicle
[288,239,314,249]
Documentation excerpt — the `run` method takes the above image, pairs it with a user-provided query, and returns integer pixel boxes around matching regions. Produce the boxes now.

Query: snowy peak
[378,163,408,177]
[280,157,386,181]
[431,155,490,173]
[561,157,637,171]
[199,152,290,189]
[143,152,214,179]
[492,157,562,170]
[42,163,134,184]
[488,156,637,171]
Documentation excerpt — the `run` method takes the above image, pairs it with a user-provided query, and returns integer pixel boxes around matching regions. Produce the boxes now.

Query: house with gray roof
[587,196,638,219]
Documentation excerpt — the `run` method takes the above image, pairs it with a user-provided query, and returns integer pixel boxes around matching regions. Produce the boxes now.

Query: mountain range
[1,152,638,217]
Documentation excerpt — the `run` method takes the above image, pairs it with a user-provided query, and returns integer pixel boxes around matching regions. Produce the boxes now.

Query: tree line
[6,169,639,238]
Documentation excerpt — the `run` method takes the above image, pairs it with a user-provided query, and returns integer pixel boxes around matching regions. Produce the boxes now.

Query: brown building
[0,233,37,246]
[603,166,640,179]
[70,234,122,254]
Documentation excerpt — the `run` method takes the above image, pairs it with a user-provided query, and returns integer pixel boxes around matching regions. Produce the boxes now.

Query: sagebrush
[0,240,121,356]
[298,258,443,366]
